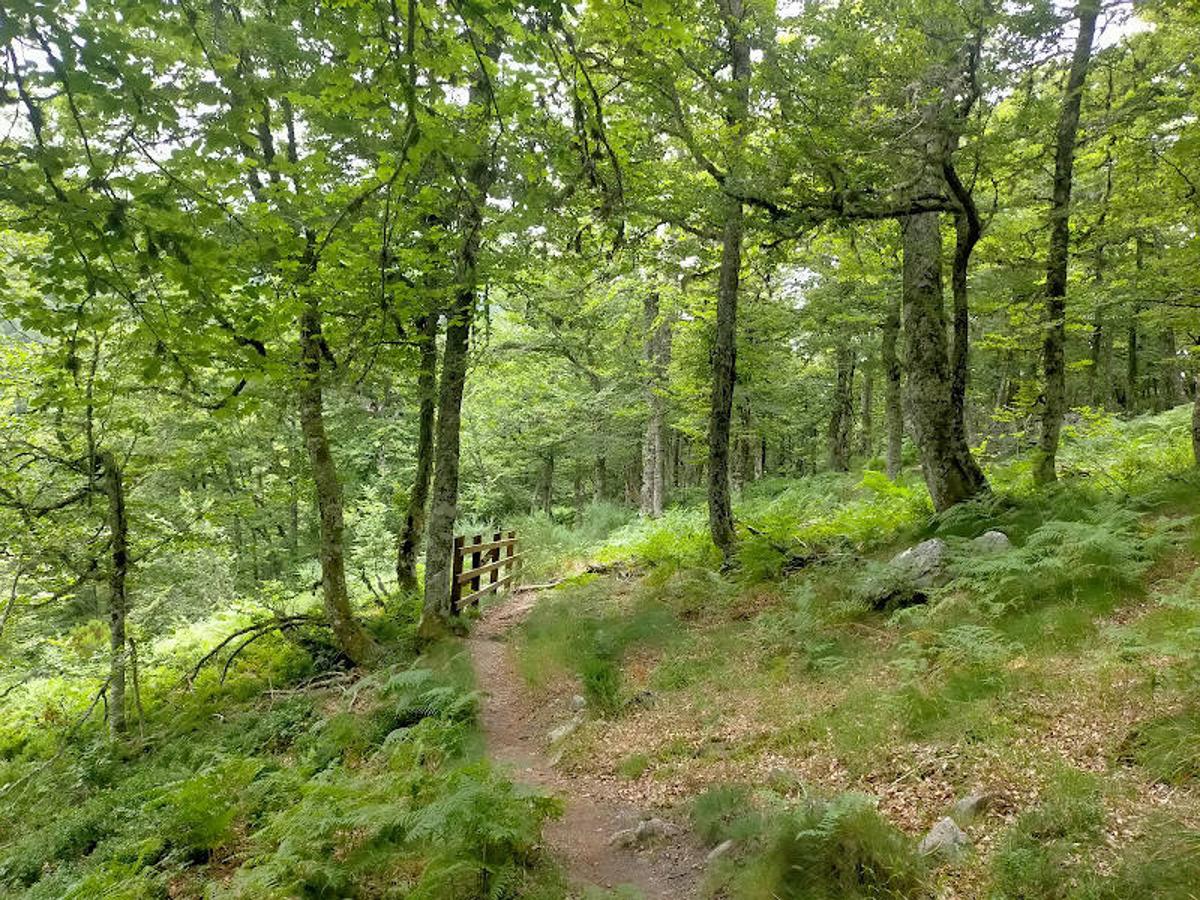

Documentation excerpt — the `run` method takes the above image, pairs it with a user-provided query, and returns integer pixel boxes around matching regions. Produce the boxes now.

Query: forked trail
[467,588,703,899]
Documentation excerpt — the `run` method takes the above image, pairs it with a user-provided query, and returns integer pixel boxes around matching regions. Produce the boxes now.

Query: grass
[707,790,929,899]
[989,767,1107,899]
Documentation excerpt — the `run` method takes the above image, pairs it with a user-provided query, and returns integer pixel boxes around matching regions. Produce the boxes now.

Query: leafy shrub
[0,796,117,887]
[751,582,859,674]
[930,624,1015,667]
[220,697,316,755]
[616,753,650,780]
[598,507,718,572]
[406,763,561,899]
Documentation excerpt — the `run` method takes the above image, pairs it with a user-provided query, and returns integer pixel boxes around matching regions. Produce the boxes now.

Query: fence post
[470,534,483,598]
[450,535,465,614]
[485,530,501,605]
[506,530,517,592]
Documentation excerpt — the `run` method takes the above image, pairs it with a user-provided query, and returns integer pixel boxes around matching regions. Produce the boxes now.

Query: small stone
[608,827,638,848]
[951,792,993,827]
[706,839,735,863]
[609,817,679,849]
[635,817,679,842]
[918,817,970,861]
[569,694,587,711]
[548,714,582,745]
[971,531,1012,554]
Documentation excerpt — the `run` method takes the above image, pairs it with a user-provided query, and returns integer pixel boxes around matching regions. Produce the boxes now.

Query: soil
[467,588,704,899]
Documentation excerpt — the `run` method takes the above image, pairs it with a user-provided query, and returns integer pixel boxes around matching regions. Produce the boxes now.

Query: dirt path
[467,588,704,899]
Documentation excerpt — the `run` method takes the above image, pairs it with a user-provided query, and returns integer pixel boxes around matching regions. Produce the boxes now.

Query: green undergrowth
[0,607,562,898]
[516,575,683,715]
[514,407,1200,897]
[691,784,928,899]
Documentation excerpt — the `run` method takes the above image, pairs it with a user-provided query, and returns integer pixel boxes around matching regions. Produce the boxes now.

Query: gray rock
[608,826,638,848]
[706,839,736,863]
[889,538,950,588]
[635,817,678,841]
[918,817,970,861]
[547,714,582,745]
[951,792,993,827]
[609,817,679,849]
[971,531,1012,554]
[569,694,587,712]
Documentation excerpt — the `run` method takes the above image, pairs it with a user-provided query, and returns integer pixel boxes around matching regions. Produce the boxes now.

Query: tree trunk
[640,291,670,517]
[1088,248,1111,409]
[420,285,475,635]
[860,362,875,458]
[947,197,980,451]
[883,293,904,480]
[709,192,741,557]
[99,450,128,737]
[1089,304,1105,408]
[827,343,855,472]
[299,290,376,665]
[593,455,608,501]
[537,453,555,516]
[901,210,989,511]
[1126,311,1139,414]
[1034,0,1100,484]
[671,432,682,490]
[396,312,438,591]
[1160,328,1184,410]
[707,0,750,561]
[1192,374,1200,466]
[419,65,495,635]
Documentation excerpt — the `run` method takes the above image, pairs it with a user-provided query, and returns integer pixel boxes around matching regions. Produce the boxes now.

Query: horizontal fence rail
[451,530,520,613]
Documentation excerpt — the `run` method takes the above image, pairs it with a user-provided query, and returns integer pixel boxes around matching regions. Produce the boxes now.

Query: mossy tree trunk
[298,285,376,666]
[901,209,989,511]
[1192,374,1200,466]
[99,450,128,737]
[707,0,750,562]
[641,291,670,518]
[396,312,438,591]
[827,343,856,472]
[1035,0,1100,484]
[883,293,903,480]
[1159,328,1184,410]
[419,62,496,637]
[860,361,875,458]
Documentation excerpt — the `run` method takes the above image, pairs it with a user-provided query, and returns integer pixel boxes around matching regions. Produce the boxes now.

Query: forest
[2,0,1200,897]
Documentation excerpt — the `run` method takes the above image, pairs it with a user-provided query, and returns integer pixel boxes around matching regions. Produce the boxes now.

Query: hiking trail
[467,587,703,899]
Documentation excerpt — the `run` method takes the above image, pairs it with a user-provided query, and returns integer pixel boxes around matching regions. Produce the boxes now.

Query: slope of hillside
[510,406,1200,898]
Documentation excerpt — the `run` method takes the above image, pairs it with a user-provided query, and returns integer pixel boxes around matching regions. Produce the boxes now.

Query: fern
[952,506,1150,614]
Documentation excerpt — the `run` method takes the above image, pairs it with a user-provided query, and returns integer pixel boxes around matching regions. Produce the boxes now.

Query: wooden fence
[451,530,521,613]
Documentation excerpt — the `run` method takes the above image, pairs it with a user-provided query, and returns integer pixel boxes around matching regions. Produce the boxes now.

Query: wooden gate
[451,530,520,613]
